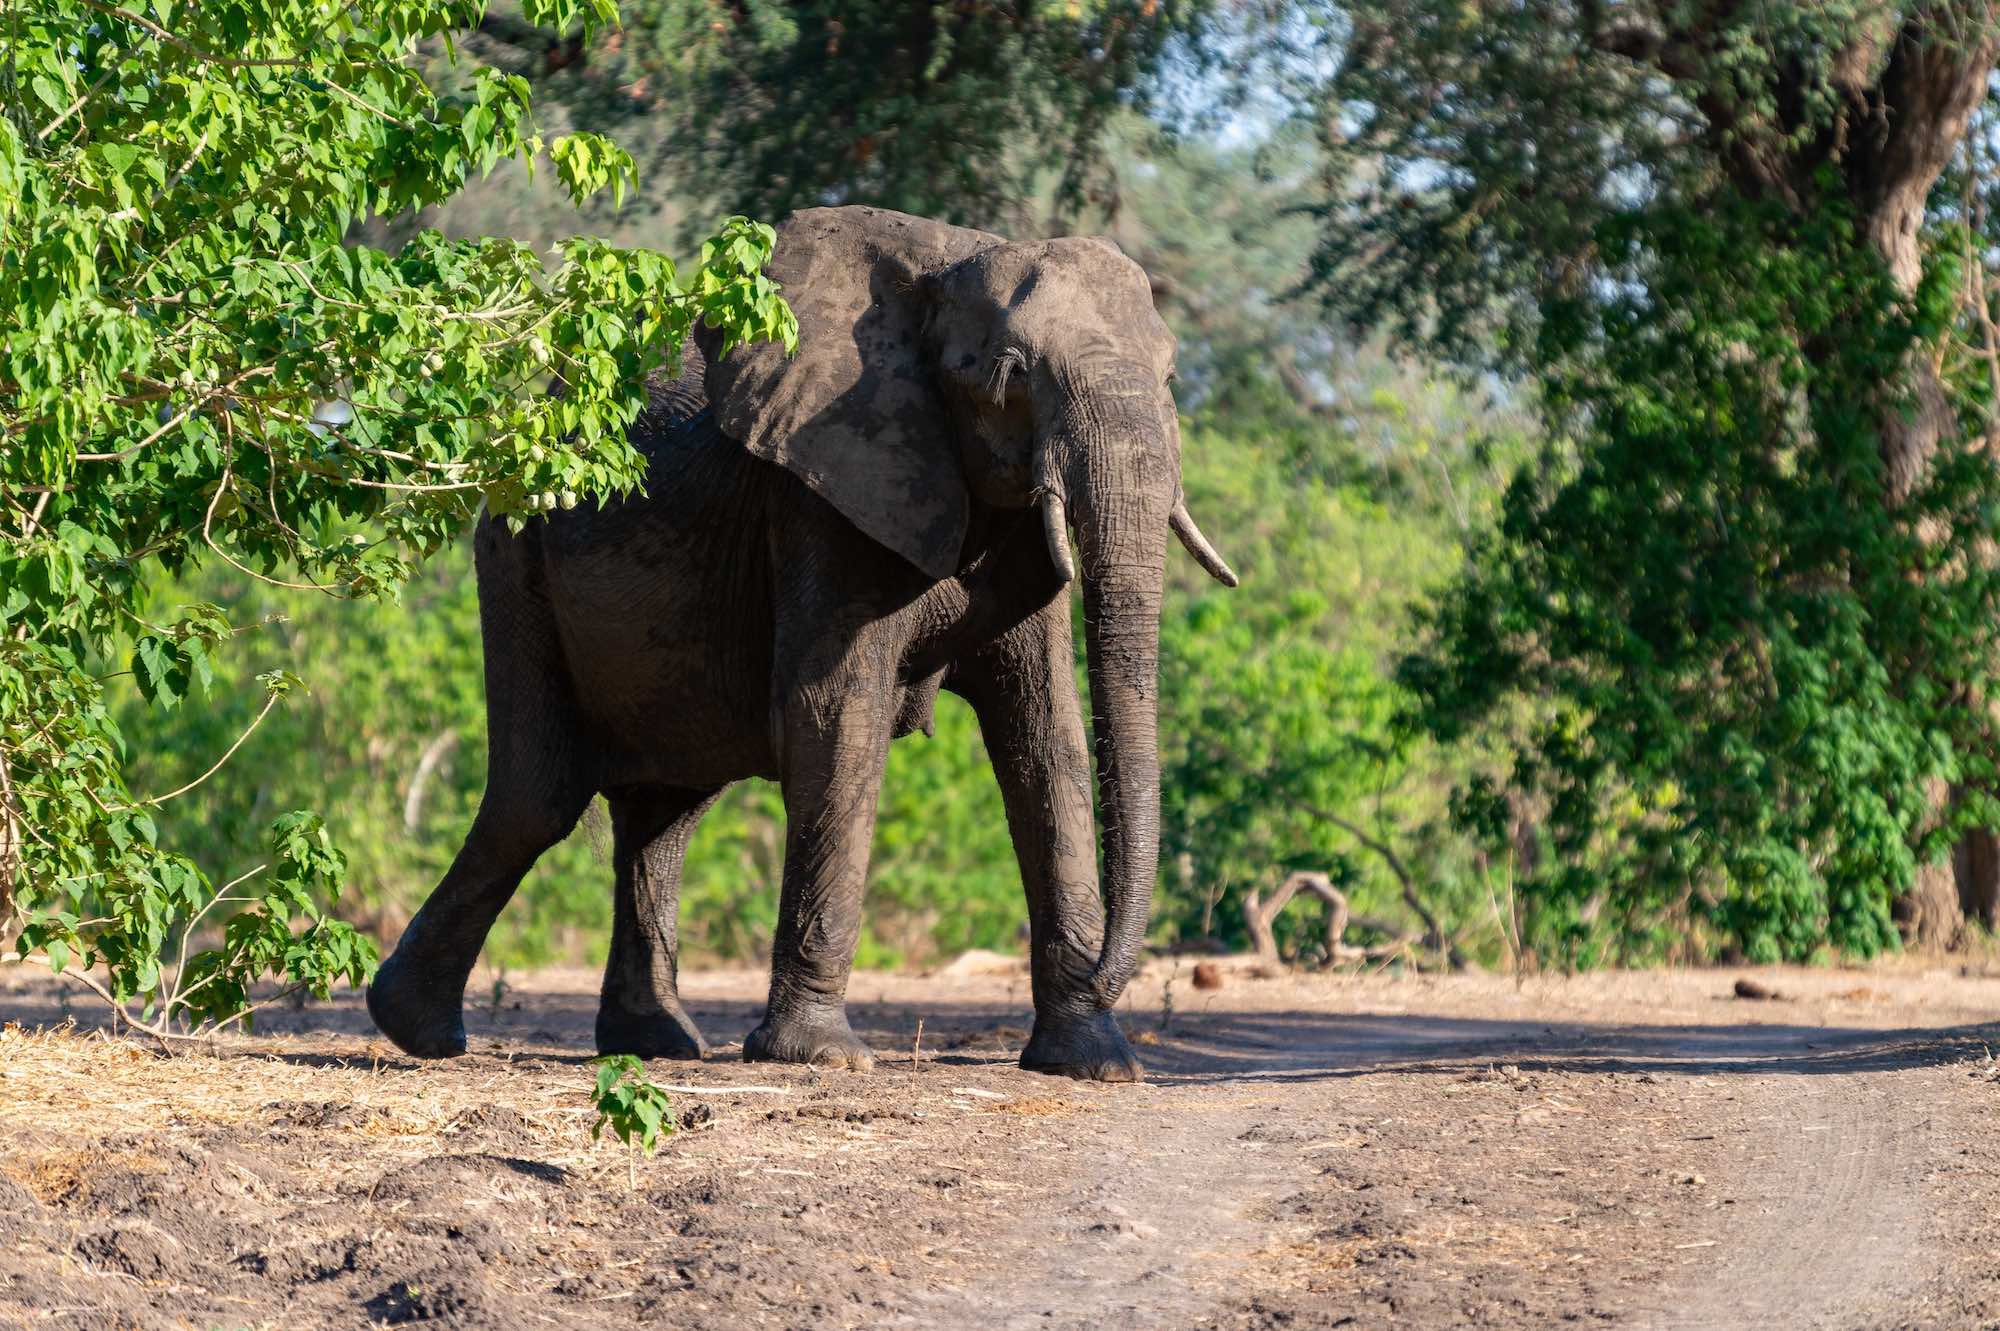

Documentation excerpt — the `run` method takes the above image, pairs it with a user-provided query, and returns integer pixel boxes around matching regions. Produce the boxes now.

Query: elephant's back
[538,343,761,550]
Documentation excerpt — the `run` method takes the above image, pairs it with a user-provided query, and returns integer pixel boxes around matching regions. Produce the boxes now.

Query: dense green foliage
[0,0,792,1027]
[1313,3,2000,960]
[1403,201,2000,962]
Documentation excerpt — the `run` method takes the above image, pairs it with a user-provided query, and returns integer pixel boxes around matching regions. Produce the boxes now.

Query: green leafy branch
[0,0,796,1039]
[8,809,375,1046]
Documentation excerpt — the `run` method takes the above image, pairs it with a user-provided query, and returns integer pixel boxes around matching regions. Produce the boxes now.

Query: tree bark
[1901,837,1966,949]
[1955,811,2000,930]
[0,747,17,920]
[1843,13,1998,500]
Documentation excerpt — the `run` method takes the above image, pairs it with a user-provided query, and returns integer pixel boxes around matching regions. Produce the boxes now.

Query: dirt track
[3,959,2000,1329]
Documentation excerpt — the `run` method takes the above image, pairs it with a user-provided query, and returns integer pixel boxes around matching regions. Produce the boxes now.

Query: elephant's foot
[595,998,708,1061]
[1020,1008,1144,1082]
[743,1004,876,1070]
[366,950,469,1059]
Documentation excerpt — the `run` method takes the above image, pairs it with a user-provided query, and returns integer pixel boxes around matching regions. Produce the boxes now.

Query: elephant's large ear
[698,206,1004,581]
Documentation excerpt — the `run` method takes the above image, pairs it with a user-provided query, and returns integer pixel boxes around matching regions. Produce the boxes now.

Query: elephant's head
[701,205,1236,1007]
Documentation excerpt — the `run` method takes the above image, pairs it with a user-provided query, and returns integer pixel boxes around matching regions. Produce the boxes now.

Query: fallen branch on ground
[1242,871,1420,970]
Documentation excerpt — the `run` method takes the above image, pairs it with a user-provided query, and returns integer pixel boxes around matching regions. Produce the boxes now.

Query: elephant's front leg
[597,786,723,1060]
[958,598,1144,1081]
[743,649,897,1070]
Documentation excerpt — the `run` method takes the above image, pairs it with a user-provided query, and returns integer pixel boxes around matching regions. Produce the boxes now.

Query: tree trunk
[1840,17,1999,948]
[1844,18,1996,495]
[1900,851,1965,949]
[1955,817,2000,930]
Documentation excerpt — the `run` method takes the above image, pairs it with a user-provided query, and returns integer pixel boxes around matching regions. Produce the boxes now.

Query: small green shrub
[589,1054,676,1187]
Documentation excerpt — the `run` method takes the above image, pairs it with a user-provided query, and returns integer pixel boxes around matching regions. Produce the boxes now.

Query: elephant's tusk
[1041,489,1076,586]
[1170,499,1239,587]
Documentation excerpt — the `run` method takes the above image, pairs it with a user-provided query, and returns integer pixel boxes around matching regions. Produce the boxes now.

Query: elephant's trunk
[1061,401,1172,1010]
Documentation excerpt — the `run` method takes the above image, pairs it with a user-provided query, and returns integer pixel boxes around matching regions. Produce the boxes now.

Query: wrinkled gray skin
[366,206,1237,1080]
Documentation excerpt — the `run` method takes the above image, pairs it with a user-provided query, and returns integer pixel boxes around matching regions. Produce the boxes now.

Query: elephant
[365,205,1238,1081]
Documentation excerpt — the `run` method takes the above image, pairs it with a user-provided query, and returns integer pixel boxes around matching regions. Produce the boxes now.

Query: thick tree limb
[1582,3,1998,228]
[1850,5,2000,291]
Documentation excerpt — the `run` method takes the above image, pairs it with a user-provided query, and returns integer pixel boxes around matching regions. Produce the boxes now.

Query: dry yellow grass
[984,1095,1076,1117]
[0,1023,598,1186]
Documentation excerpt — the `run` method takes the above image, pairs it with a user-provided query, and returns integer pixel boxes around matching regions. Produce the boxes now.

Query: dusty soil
[3,958,2000,1330]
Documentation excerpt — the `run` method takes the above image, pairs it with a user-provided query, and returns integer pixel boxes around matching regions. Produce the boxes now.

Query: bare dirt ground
[4,958,2000,1330]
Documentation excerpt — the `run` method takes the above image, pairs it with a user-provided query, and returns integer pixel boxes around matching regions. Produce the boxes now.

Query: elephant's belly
[544,547,778,789]
[566,635,775,789]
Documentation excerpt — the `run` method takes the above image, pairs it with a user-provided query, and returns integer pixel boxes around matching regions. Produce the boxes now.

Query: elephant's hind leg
[367,780,591,1057]
[597,786,723,1059]
[369,521,594,1058]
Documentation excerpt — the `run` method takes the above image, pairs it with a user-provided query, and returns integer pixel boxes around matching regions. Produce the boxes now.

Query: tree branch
[402,728,460,832]
[1308,802,1466,967]
[125,689,281,809]
[0,746,17,919]
[1849,4,2000,278]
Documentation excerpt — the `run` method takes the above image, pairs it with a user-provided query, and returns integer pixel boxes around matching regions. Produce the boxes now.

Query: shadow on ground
[5,971,1994,1085]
